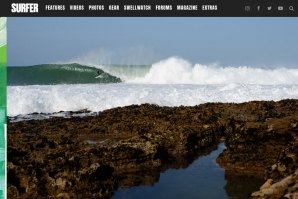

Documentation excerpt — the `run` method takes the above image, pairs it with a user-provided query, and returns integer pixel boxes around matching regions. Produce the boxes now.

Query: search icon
[289,6,294,11]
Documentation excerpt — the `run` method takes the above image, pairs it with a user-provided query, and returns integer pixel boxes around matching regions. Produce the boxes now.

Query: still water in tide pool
[112,143,264,199]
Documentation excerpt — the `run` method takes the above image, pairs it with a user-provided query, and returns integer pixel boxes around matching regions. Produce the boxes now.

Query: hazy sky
[8,17,298,67]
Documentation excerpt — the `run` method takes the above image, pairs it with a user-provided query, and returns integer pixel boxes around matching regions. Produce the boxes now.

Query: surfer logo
[11,3,39,13]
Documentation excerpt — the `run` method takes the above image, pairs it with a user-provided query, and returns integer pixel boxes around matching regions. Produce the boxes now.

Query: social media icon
[267,6,272,11]
[289,6,294,11]
[278,6,283,11]
[257,6,260,11]
[245,6,250,12]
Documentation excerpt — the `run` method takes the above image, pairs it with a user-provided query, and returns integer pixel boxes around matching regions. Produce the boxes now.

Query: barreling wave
[8,57,298,85]
[8,63,122,85]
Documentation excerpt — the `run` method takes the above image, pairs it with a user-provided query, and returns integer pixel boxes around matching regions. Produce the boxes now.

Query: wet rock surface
[7,100,298,198]
[249,139,298,198]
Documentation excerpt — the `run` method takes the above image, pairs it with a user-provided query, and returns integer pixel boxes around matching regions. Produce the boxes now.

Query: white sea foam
[7,83,298,116]
[127,57,298,84]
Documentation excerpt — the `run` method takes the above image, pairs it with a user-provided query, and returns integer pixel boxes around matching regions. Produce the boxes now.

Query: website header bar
[1,0,297,17]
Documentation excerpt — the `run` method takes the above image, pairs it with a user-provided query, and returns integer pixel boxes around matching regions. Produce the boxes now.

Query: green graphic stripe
[0,125,4,199]
[0,45,6,111]
[0,16,6,199]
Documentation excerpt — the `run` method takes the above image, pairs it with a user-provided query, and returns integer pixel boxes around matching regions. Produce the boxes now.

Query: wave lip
[127,57,298,85]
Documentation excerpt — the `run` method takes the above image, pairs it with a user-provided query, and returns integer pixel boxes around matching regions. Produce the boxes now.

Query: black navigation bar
[1,0,297,17]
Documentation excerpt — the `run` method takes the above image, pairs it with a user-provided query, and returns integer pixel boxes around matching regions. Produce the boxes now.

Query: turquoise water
[113,144,264,199]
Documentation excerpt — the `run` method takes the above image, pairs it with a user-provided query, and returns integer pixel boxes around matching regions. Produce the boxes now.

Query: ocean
[7,57,298,116]
[7,57,298,198]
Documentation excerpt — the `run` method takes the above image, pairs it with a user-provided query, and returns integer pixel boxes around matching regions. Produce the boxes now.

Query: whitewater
[125,57,298,84]
[7,57,298,116]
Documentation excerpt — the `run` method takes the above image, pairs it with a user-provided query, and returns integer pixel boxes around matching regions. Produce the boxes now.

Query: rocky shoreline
[7,100,298,198]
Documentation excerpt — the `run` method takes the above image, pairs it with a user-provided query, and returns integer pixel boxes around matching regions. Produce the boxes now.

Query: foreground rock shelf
[7,100,298,198]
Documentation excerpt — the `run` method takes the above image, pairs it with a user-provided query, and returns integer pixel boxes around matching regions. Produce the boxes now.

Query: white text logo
[11,3,39,13]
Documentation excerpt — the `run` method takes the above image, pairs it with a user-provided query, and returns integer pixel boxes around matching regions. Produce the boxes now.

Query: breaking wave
[8,63,121,85]
[7,57,298,116]
[127,57,298,84]
[8,57,298,85]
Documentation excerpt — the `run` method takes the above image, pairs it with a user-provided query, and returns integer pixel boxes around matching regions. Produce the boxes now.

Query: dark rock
[7,99,298,198]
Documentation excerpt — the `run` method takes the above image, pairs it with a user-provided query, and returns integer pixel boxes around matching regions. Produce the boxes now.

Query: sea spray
[127,57,298,84]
